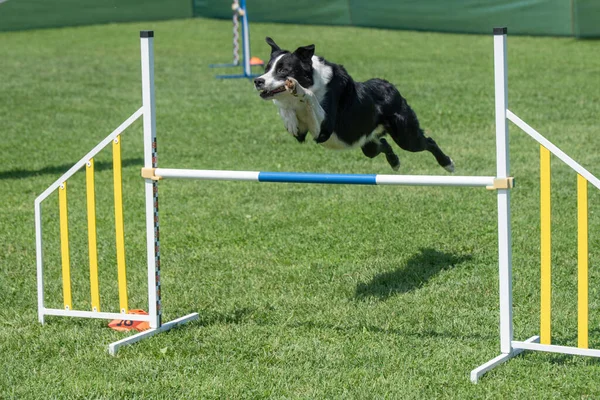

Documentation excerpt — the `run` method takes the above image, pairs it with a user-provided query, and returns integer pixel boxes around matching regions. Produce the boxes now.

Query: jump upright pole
[108,31,199,355]
[470,27,524,383]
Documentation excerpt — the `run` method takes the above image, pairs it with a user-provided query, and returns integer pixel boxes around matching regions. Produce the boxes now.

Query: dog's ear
[293,44,315,61]
[265,37,281,54]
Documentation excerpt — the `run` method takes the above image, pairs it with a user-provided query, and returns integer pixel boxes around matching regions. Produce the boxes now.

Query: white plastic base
[108,312,199,355]
[471,335,540,383]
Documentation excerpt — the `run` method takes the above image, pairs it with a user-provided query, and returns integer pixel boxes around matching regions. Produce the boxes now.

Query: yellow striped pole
[578,174,589,348]
[86,159,100,312]
[540,145,551,345]
[113,136,128,313]
[59,182,72,310]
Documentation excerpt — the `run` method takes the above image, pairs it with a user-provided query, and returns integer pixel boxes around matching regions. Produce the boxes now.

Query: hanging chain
[232,0,241,66]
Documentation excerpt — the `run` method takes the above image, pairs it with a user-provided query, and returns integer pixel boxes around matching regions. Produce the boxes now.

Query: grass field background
[1,17,600,398]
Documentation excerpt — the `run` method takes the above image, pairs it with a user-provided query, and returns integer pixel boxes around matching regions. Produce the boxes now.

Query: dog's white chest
[319,133,353,150]
[318,127,382,150]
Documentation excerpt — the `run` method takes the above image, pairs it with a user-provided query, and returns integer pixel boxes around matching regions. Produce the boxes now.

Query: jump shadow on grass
[355,247,472,301]
[0,158,143,180]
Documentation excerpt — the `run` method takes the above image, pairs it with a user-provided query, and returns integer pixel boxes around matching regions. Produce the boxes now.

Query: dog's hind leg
[361,138,400,171]
[386,112,454,172]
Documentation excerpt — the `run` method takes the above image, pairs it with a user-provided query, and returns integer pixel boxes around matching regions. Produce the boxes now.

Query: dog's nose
[254,78,265,88]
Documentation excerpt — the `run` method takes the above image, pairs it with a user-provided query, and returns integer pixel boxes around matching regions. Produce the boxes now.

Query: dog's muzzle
[254,78,286,99]
[253,77,265,90]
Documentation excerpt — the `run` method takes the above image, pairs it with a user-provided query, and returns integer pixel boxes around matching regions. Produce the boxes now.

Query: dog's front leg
[288,79,335,144]
[285,78,325,138]
[278,107,300,137]
[314,93,336,143]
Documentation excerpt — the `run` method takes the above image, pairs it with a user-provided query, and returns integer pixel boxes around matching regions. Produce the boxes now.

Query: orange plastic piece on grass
[250,56,264,66]
[108,309,150,332]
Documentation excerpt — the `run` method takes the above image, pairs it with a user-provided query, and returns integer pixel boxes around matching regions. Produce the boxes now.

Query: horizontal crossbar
[145,168,497,187]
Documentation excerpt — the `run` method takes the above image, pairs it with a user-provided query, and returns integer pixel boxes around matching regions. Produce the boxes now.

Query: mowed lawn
[1,17,600,398]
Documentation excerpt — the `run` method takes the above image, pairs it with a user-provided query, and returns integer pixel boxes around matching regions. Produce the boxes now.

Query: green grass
[1,17,600,398]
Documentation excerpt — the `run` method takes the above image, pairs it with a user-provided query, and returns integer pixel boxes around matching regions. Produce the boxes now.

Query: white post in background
[240,0,252,77]
[140,30,161,330]
[493,27,513,355]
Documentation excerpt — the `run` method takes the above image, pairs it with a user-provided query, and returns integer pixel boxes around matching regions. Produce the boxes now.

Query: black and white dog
[253,37,454,172]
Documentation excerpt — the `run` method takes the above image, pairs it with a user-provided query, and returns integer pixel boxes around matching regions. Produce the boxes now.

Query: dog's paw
[295,132,308,143]
[387,155,400,171]
[314,132,331,143]
[284,120,298,136]
[443,158,455,173]
[285,78,298,96]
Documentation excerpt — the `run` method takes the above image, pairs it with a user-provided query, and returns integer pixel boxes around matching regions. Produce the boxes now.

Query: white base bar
[43,308,152,322]
[108,312,199,355]
[471,336,539,383]
[512,339,600,358]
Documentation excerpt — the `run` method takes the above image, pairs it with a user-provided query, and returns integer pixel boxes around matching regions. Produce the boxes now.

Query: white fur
[259,55,335,141]
[258,54,285,92]
[278,107,299,135]
[277,57,332,139]
[308,56,333,103]
[320,125,383,150]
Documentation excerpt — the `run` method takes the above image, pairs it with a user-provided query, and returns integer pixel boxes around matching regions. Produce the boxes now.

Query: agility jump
[208,0,263,79]
[35,29,600,381]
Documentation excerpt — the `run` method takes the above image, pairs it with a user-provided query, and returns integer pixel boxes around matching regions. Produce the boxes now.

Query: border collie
[253,37,454,172]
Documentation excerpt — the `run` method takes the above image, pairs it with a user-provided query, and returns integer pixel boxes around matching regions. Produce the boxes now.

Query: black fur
[254,38,454,172]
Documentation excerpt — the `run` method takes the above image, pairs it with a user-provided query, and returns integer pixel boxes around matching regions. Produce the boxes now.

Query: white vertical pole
[35,199,45,324]
[141,30,161,330]
[240,0,251,77]
[494,27,513,355]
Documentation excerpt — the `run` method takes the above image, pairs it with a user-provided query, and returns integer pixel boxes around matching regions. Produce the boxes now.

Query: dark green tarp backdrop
[192,0,600,38]
[0,0,192,32]
[0,0,598,37]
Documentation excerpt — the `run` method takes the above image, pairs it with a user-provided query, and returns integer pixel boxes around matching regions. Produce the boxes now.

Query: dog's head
[253,37,315,100]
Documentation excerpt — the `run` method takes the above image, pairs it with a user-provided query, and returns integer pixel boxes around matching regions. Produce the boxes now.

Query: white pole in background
[240,0,252,77]
[493,27,513,355]
[140,30,161,330]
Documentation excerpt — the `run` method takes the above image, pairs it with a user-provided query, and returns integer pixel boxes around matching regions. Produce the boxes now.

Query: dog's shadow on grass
[355,248,472,300]
[0,158,143,180]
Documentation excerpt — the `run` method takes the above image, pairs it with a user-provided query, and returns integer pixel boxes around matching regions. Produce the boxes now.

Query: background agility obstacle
[209,0,264,79]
